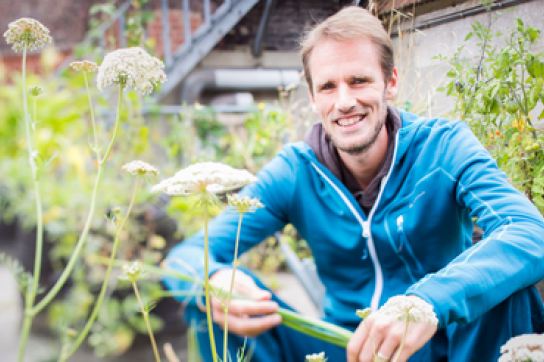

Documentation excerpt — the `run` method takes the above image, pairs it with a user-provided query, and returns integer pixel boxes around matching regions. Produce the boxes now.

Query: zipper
[310,131,400,312]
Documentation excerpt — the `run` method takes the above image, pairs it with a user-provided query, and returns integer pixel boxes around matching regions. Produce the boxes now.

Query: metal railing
[56,0,260,99]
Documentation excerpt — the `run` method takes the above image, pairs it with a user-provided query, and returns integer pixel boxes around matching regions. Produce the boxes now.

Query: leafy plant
[437,15,544,210]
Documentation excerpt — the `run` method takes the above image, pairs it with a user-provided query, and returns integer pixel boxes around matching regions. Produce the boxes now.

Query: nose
[335,83,356,114]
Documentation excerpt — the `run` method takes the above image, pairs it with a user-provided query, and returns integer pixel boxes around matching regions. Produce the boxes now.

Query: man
[164,6,544,362]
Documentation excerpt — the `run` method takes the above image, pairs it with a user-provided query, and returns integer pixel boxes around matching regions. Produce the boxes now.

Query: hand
[347,296,438,362]
[208,269,282,337]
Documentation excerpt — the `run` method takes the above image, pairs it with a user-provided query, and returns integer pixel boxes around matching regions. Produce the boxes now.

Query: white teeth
[337,116,363,126]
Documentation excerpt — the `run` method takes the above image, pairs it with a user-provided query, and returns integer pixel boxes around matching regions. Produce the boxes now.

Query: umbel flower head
[306,352,327,362]
[227,194,264,213]
[378,296,438,325]
[70,60,98,73]
[122,160,159,177]
[97,47,166,94]
[28,86,43,97]
[499,334,544,362]
[151,162,257,196]
[119,260,147,283]
[3,18,52,52]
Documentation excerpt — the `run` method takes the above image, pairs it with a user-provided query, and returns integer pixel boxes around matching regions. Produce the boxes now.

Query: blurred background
[1,0,544,361]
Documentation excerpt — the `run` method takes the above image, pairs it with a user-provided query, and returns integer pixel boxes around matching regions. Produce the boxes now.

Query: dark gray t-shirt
[304,106,402,215]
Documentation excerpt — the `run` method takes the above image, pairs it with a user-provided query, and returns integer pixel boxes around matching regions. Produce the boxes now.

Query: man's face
[308,38,398,155]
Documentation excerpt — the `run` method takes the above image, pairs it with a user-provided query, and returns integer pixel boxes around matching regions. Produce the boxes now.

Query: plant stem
[18,44,45,362]
[91,257,355,348]
[223,213,244,362]
[203,199,218,362]
[392,318,410,362]
[83,71,100,161]
[60,174,140,361]
[133,281,162,362]
[32,83,124,316]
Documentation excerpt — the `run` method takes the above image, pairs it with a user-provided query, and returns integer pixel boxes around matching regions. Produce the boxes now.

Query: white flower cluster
[3,18,52,52]
[119,260,147,283]
[70,60,98,73]
[151,162,257,196]
[378,296,438,325]
[499,334,544,362]
[122,160,159,176]
[96,47,166,94]
[227,194,264,213]
[306,352,327,362]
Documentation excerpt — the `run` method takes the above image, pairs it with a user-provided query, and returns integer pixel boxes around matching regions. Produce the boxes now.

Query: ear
[385,68,398,100]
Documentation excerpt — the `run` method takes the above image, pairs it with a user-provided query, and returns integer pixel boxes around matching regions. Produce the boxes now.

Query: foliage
[437,16,544,211]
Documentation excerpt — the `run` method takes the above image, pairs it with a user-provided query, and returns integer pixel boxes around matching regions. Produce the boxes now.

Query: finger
[347,318,372,362]
[234,276,272,301]
[226,299,279,316]
[224,313,282,337]
[360,320,387,362]
[376,330,403,362]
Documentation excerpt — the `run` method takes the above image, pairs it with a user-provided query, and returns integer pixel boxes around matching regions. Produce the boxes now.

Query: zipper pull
[362,221,370,238]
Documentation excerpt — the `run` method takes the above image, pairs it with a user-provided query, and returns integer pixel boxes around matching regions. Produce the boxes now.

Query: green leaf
[533,195,544,209]
[447,69,457,78]
[504,128,517,141]
[437,87,445,92]
[465,32,474,41]
[538,108,544,120]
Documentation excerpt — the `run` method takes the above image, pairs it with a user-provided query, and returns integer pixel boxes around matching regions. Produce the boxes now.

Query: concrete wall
[390,0,544,118]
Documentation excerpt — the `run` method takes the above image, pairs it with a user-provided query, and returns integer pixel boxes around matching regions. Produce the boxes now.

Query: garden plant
[437,10,544,362]
[1,6,455,362]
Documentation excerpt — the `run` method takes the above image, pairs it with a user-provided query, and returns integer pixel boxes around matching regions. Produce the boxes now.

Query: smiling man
[164,6,544,362]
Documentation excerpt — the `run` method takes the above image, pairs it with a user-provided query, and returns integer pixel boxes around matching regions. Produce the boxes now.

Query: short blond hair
[300,6,394,93]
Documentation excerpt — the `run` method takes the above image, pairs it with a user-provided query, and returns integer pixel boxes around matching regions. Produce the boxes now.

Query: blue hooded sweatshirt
[163,110,544,331]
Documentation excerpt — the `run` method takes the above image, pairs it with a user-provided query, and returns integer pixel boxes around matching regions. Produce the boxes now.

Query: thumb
[237,274,272,301]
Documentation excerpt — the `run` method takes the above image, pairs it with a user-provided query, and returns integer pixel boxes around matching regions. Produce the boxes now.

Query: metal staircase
[158,0,261,99]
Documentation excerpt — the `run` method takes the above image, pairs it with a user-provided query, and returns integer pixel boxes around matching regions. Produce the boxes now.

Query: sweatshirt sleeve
[406,121,544,328]
[162,147,298,303]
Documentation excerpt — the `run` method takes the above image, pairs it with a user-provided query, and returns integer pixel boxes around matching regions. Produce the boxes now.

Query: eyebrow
[348,74,374,83]
[315,74,376,90]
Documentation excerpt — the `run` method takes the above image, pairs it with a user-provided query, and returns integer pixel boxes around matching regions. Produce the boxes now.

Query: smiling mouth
[336,114,366,127]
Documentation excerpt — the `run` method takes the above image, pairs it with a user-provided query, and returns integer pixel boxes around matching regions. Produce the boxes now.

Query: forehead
[309,38,383,83]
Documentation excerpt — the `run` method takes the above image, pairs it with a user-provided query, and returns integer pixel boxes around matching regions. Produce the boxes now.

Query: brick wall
[0,0,342,75]
[0,0,95,55]
[217,0,341,51]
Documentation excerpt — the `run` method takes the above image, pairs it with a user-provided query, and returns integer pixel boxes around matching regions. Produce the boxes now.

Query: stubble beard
[325,100,388,156]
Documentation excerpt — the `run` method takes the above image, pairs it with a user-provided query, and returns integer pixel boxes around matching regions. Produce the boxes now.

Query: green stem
[392,318,410,362]
[90,257,355,348]
[83,71,100,161]
[31,83,124,316]
[223,213,244,362]
[203,200,218,362]
[60,175,140,361]
[18,44,45,362]
[133,281,162,362]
